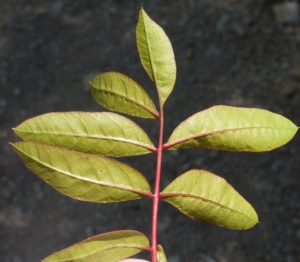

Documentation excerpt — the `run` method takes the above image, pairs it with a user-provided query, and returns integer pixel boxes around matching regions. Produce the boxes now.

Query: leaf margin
[160,169,259,230]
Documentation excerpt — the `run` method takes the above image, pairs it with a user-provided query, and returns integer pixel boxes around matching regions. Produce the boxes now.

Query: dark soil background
[1,1,300,261]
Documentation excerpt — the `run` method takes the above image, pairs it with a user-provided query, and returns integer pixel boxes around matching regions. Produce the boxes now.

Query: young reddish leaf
[42,230,150,262]
[13,112,156,157]
[12,142,152,202]
[157,245,167,262]
[136,7,176,106]
[91,72,159,118]
[160,169,258,230]
[164,105,298,152]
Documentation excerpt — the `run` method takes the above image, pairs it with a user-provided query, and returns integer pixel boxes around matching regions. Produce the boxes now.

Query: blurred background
[0,0,300,261]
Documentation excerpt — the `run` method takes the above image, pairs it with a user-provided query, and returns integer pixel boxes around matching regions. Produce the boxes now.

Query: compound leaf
[12,141,152,203]
[13,111,156,157]
[164,105,298,152]
[160,169,258,230]
[91,72,159,118]
[136,7,176,106]
[42,230,150,262]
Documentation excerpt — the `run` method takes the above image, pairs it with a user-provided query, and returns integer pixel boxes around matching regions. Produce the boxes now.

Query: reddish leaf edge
[12,111,158,154]
[11,141,154,200]
[90,71,160,119]
[42,230,152,262]
[159,169,259,230]
[163,105,299,151]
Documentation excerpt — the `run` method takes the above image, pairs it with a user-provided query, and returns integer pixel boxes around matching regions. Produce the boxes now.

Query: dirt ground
[1,1,300,261]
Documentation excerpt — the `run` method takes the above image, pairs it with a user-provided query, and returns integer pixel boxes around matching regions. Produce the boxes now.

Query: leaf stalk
[151,107,164,262]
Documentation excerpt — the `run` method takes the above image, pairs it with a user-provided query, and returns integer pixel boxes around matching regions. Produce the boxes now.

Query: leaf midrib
[19,147,151,196]
[164,126,294,149]
[92,84,159,118]
[160,192,256,222]
[48,244,149,262]
[15,129,157,152]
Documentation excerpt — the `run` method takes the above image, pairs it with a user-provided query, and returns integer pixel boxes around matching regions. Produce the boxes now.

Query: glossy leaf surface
[42,230,150,262]
[160,169,258,230]
[136,8,176,105]
[12,142,151,202]
[157,245,167,262]
[91,72,159,118]
[165,105,298,152]
[13,111,156,157]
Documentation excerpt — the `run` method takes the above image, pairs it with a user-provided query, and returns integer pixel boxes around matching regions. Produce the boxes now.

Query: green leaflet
[160,169,258,230]
[164,105,298,152]
[12,142,151,203]
[91,72,159,118]
[13,111,156,157]
[157,245,167,262]
[136,8,176,106]
[42,230,150,262]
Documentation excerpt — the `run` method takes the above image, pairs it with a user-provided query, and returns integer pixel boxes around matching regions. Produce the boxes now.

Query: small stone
[198,253,216,262]
[33,6,47,16]
[84,226,93,237]
[12,256,22,262]
[292,218,300,225]
[168,255,181,262]
[208,151,219,159]
[0,99,7,108]
[0,130,8,139]
[217,14,231,33]
[231,22,247,37]
[181,162,190,172]
[272,2,299,24]
[286,255,295,262]
[229,0,242,5]
[13,88,21,96]
[158,216,171,231]
[51,1,64,15]
[169,150,179,158]
[194,157,204,166]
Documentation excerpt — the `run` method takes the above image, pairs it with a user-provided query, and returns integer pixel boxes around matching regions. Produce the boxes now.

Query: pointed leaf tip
[42,230,150,262]
[137,8,176,105]
[161,169,258,230]
[165,105,298,152]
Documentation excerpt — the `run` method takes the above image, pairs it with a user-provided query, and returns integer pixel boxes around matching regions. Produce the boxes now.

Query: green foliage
[136,8,176,105]
[12,141,151,203]
[11,7,298,262]
[13,111,156,157]
[161,169,258,230]
[91,72,159,118]
[164,105,297,152]
[42,230,150,262]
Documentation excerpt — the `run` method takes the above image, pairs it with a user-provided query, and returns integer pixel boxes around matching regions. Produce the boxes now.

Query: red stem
[151,107,164,262]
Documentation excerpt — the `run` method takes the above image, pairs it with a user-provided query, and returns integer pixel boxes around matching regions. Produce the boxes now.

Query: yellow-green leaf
[13,112,156,157]
[136,7,176,106]
[160,169,258,230]
[164,105,298,152]
[42,230,150,262]
[12,142,152,202]
[157,245,167,262]
[91,72,159,118]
